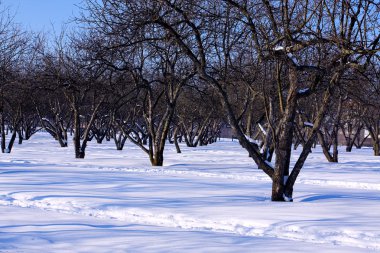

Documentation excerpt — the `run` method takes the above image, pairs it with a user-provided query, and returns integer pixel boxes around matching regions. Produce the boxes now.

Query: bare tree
[0,9,29,153]
[95,0,380,201]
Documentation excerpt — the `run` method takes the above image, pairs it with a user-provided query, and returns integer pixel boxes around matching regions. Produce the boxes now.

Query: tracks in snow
[0,193,380,251]
[99,166,380,191]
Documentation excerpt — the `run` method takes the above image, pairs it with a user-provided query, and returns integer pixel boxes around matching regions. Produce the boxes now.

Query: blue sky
[1,0,83,35]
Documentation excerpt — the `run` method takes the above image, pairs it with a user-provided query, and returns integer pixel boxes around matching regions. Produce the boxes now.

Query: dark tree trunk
[332,135,338,162]
[18,130,23,144]
[343,124,362,152]
[1,113,6,153]
[174,128,181,153]
[73,110,83,158]
[3,130,17,153]
[58,134,68,147]
[271,68,298,201]
[317,131,338,163]
[76,151,85,158]
[113,129,127,151]
[365,125,380,157]
[374,141,380,156]
[150,150,164,166]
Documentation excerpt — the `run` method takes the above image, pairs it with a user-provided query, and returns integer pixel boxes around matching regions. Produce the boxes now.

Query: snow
[244,135,260,145]
[287,52,299,66]
[274,45,284,51]
[283,193,293,202]
[304,122,314,127]
[1,132,380,252]
[264,160,274,169]
[273,46,299,66]
[298,88,310,94]
[258,123,267,135]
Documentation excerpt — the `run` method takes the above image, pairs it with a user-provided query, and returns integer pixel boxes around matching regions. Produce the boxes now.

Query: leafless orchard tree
[343,57,380,155]
[40,33,108,158]
[362,60,380,156]
[83,0,380,201]
[339,99,366,152]
[80,2,197,165]
[0,9,31,153]
[1,0,379,202]
[175,85,223,148]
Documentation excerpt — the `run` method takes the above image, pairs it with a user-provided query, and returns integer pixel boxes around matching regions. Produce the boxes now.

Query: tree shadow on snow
[299,193,380,202]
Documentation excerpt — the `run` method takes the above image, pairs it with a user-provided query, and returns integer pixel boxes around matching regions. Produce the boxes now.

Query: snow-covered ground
[1,133,380,252]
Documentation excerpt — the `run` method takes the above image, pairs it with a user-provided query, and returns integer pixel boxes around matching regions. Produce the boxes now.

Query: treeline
[1,0,380,201]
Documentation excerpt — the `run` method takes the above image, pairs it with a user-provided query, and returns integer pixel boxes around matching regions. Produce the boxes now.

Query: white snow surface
[1,132,380,252]
[274,45,285,51]
[287,52,299,66]
[304,122,314,127]
[298,88,310,94]
[258,123,267,135]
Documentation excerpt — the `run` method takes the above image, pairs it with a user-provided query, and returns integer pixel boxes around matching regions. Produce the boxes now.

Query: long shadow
[300,193,380,202]
[0,223,133,230]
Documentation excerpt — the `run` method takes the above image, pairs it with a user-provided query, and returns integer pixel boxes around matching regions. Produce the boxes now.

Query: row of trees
[0,16,224,161]
[1,0,380,201]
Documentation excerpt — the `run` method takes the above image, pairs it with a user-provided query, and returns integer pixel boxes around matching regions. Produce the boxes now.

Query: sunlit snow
[1,132,380,252]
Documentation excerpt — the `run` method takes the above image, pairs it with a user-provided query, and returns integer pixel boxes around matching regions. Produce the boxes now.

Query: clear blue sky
[1,0,83,35]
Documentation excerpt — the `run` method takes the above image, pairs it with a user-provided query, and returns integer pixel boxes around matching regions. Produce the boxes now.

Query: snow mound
[1,193,380,250]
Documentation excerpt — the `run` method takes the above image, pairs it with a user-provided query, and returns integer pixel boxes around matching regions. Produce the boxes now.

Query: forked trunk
[317,131,338,163]
[271,67,298,201]
[272,140,293,201]
[58,136,68,147]
[76,150,85,159]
